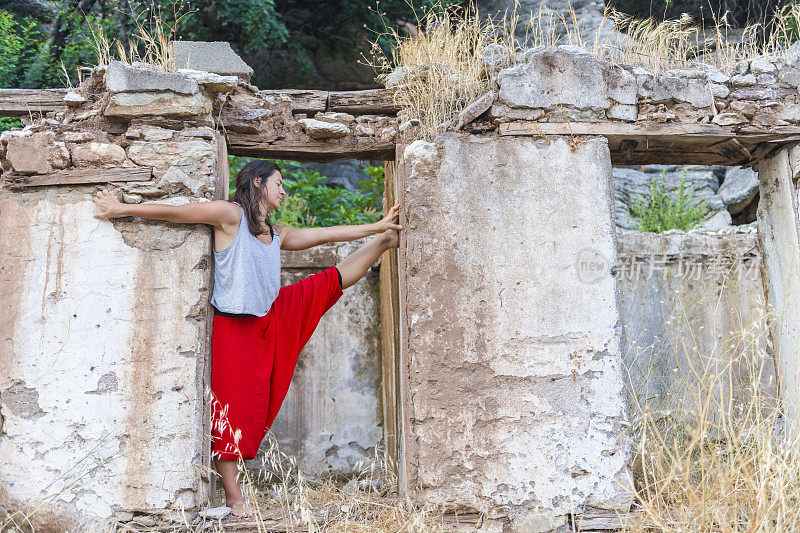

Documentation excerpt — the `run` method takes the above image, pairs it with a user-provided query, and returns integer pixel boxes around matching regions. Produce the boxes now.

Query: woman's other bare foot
[228,499,253,518]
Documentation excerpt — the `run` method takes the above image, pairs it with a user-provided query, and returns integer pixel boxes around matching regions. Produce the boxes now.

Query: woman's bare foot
[228,499,253,518]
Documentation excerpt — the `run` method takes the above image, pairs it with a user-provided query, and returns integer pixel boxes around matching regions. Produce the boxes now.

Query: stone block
[400,134,633,519]
[173,41,254,81]
[104,92,212,118]
[712,112,747,126]
[498,47,636,112]
[298,118,349,139]
[6,131,70,174]
[778,59,800,86]
[608,103,637,121]
[177,69,238,93]
[158,165,208,196]
[777,103,800,123]
[731,73,757,86]
[70,142,127,167]
[750,55,777,74]
[710,83,730,98]
[126,139,215,172]
[720,167,759,214]
[730,86,797,100]
[650,75,713,108]
[105,61,198,95]
[64,90,85,106]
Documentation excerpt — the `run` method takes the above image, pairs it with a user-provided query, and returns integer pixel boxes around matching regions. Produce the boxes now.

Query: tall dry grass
[621,257,800,532]
[87,2,189,72]
[372,0,800,137]
[366,2,518,138]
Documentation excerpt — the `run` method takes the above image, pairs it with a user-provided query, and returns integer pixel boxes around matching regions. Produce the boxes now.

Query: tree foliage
[229,157,384,228]
[0,0,461,89]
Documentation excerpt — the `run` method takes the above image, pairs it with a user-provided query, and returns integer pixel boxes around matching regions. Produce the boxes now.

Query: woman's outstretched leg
[337,229,399,289]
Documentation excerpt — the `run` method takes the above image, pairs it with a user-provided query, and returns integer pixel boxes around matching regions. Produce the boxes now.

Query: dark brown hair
[229,160,281,238]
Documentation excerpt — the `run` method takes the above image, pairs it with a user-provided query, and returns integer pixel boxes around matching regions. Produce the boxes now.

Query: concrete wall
[0,63,232,528]
[757,144,800,438]
[618,231,776,421]
[396,133,633,528]
[0,193,215,528]
[254,241,384,477]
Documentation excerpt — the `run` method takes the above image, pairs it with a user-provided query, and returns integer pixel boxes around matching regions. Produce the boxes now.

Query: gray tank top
[211,202,281,316]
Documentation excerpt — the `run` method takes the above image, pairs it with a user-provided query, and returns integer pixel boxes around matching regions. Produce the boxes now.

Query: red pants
[210,266,343,461]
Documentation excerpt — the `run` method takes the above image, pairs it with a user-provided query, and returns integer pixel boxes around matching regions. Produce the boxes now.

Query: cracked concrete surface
[0,197,211,526]
[398,134,633,523]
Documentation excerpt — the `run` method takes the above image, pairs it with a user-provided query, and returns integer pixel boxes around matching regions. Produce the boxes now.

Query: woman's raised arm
[276,204,401,251]
[92,190,239,229]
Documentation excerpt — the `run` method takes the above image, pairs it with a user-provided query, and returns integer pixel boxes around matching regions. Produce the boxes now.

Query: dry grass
[366,1,517,138]
[87,2,189,72]
[371,0,800,136]
[621,262,800,532]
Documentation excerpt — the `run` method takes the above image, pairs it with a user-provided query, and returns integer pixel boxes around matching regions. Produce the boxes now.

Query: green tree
[228,157,384,228]
[630,171,708,232]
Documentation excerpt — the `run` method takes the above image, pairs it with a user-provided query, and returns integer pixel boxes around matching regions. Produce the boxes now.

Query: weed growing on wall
[228,156,384,228]
[630,171,707,232]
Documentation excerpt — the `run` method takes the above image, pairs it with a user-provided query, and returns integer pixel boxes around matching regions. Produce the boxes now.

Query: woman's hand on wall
[374,203,402,232]
[92,190,124,219]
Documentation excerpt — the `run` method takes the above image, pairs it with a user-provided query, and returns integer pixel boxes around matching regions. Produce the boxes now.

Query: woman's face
[256,170,286,212]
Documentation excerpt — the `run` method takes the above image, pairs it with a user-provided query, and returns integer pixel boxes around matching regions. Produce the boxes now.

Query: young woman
[92,160,401,516]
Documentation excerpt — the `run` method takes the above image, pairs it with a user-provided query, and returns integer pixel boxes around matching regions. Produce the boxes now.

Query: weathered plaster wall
[0,62,232,528]
[397,133,633,527]
[617,231,775,420]
[757,144,800,437]
[256,241,384,477]
[0,192,212,527]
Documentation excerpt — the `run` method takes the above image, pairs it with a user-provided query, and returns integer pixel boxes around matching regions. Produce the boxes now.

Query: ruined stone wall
[0,62,231,528]
[396,133,632,529]
[617,231,775,420]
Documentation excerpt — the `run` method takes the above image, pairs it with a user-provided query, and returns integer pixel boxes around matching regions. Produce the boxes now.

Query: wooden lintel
[708,137,752,163]
[256,88,398,116]
[5,167,152,187]
[226,134,396,161]
[499,120,736,140]
[0,89,69,117]
[329,89,398,114]
[259,89,327,114]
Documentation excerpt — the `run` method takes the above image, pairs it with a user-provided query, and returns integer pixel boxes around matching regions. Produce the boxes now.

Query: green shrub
[228,156,384,228]
[630,171,708,232]
[0,117,22,134]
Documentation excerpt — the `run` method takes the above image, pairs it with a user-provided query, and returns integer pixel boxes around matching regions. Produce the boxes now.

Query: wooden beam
[329,89,398,114]
[226,133,396,161]
[499,120,737,141]
[4,167,152,187]
[259,89,327,114]
[379,161,401,474]
[0,88,68,117]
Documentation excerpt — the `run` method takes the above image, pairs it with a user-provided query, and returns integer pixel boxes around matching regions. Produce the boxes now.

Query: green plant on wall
[630,170,707,232]
[228,156,384,228]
